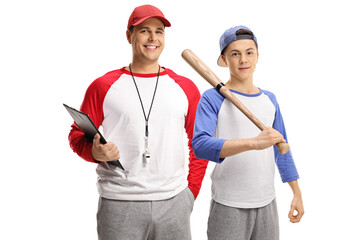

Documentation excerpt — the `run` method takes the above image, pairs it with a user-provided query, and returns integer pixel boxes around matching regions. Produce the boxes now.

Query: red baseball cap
[127,5,171,29]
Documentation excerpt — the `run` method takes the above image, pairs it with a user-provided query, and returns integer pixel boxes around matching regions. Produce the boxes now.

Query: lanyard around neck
[129,64,160,137]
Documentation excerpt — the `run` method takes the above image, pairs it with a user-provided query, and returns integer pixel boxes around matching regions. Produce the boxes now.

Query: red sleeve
[168,69,209,199]
[68,69,122,163]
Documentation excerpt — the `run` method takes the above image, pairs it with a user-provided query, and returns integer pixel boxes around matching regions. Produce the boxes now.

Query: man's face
[127,18,165,64]
[221,39,259,82]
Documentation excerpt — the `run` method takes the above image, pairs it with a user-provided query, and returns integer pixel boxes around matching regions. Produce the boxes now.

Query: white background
[1,0,359,239]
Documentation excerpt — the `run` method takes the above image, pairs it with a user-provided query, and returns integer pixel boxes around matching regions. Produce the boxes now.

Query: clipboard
[63,104,125,170]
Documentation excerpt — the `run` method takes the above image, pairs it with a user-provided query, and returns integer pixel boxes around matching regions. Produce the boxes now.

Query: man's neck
[127,60,161,74]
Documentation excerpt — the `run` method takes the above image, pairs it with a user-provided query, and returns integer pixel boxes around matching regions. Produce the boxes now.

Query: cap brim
[132,16,171,28]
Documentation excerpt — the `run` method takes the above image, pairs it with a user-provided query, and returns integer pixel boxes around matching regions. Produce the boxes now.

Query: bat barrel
[182,49,222,88]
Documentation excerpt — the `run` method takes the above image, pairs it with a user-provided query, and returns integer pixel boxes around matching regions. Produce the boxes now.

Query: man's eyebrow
[139,27,150,30]
[138,26,164,31]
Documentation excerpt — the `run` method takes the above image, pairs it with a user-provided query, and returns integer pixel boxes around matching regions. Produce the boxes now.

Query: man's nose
[148,32,156,41]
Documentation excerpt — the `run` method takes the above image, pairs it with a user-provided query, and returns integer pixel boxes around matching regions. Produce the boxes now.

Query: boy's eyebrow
[230,47,255,52]
[229,48,255,54]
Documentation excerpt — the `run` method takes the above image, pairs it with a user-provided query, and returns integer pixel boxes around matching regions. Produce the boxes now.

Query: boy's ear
[221,55,228,67]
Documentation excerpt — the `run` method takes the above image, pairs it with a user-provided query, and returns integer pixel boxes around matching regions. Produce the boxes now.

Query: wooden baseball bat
[182,49,290,154]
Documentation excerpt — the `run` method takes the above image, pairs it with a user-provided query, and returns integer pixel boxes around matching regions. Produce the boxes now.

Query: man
[192,26,304,240]
[68,5,208,240]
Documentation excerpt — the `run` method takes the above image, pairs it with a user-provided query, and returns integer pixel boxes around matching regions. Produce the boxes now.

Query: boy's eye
[231,52,239,57]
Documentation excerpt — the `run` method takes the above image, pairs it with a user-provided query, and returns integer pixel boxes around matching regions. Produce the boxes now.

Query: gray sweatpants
[207,198,279,240]
[97,187,194,240]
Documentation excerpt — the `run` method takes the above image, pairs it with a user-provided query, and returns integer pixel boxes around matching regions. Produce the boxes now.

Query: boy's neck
[225,77,259,95]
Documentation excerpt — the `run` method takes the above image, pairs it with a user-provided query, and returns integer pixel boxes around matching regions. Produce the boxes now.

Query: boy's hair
[235,29,258,49]
[221,29,258,55]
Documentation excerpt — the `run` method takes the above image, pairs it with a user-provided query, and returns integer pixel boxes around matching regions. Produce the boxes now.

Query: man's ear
[126,29,132,44]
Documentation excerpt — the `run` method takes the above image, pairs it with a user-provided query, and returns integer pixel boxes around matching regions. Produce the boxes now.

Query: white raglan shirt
[193,88,299,208]
[69,67,207,201]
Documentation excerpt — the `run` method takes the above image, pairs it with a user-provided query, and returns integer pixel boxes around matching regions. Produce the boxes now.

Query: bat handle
[276,142,290,154]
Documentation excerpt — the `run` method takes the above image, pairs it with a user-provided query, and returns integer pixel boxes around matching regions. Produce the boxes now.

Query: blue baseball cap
[217,25,258,67]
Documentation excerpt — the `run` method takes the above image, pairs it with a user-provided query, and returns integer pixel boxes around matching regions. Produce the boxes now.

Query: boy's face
[127,18,165,65]
[221,39,259,82]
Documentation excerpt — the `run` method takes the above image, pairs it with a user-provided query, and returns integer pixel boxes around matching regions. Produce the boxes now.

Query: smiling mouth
[145,45,158,50]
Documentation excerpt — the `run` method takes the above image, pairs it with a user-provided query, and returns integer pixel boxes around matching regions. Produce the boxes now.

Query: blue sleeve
[192,89,227,163]
[263,90,300,183]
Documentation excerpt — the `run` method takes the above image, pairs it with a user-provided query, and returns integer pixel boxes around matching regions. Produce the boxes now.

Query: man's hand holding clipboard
[63,104,125,170]
[92,133,120,164]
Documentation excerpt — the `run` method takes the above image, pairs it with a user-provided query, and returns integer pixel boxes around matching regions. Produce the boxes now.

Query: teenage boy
[192,25,304,240]
[68,5,208,240]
